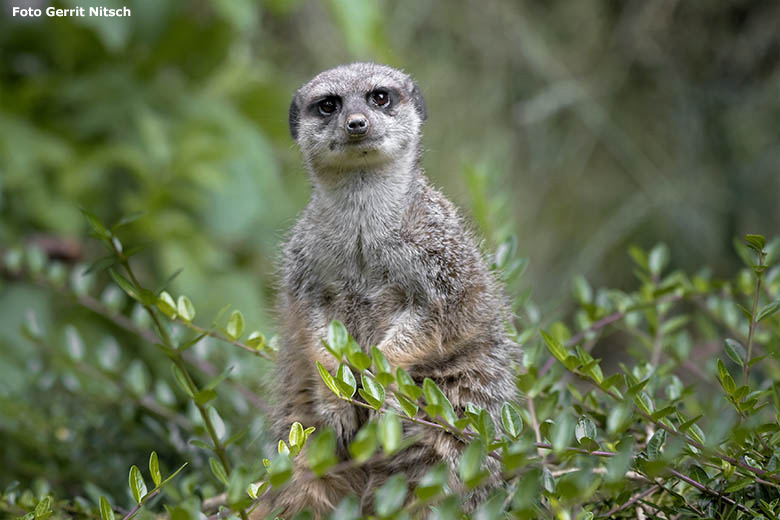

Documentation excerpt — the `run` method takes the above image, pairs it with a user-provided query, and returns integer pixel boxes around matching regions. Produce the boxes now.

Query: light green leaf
[348,422,377,462]
[99,496,115,520]
[379,413,402,455]
[129,465,147,504]
[374,474,407,517]
[157,291,177,319]
[149,452,162,488]
[176,295,195,322]
[226,310,245,340]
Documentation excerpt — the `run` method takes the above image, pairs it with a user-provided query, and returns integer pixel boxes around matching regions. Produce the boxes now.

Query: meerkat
[263,63,518,518]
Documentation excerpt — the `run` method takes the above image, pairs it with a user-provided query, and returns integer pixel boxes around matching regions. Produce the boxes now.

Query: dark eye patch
[309,95,341,117]
[366,88,400,110]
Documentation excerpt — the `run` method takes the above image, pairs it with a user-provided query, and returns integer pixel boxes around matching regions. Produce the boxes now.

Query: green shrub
[2,212,779,519]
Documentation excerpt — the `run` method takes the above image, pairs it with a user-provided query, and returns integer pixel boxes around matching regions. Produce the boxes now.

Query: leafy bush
[2,211,779,519]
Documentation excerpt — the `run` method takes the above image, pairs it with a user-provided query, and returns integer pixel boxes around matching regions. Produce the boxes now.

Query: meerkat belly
[311,244,417,349]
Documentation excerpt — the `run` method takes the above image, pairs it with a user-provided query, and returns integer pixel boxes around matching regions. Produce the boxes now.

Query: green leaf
[551,414,574,454]
[176,296,195,322]
[346,349,372,371]
[99,496,115,520]
[336,364,357,398]
[422,378,457,424]
[575,416,597,446]
[307,430,338,476]
[194,389,217,406]
[149,452,162,488]
[129,465,147,504]
[572,275,593,304]
[327,320,349,356]
[379,413,402,455]
[501,402,524,439]
[745,234,766,253]
[757,300,780,322]
[209,457,229,486]
[374,474,407,517]
[396,368,422,400]
[349,422,378,462]
[112,211,146,230]
[724,339,746,367]
[267,454,292,487]
[109,269,139,301]
[159,462,188,487]
[204,365,234,391]
[646,429,666,460]
[246,331,266,350]
[371,345,392,375]
[476,409,496,449]
[316,361,342,398]
[717,359,736,395]
[278,440,290,456]
[396,394,419,418]
[725,477,754,493]
[648,243,670,277]
[81,208,110,239]
[359,373,385,410]
[459,441,487,489]
[34,496,52,520]
[226,310,245,340]
[247,481,269,500]
[416,463,448,501]
[171,365,194,398]
[541,330,569,363]
[289,421,305,451]
[157,291,177,318]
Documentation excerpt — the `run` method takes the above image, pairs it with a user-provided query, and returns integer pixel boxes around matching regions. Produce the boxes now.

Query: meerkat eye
[317,97,339,116]
[368,90,391,108]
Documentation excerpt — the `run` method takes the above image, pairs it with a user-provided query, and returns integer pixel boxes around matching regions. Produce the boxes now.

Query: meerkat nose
[345,113,370,137]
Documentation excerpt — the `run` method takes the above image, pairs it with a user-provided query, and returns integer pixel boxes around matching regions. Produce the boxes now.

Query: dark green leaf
[724,339,745,366]
[757,300,780,322]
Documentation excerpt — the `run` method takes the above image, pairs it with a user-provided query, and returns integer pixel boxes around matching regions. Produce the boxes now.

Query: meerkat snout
[345,113,369,137]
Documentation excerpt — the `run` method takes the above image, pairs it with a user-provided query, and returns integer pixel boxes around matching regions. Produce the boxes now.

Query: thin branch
[604,484,660,517]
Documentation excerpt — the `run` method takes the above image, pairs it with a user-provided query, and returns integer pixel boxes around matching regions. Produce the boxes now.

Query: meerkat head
[289,63,427,176]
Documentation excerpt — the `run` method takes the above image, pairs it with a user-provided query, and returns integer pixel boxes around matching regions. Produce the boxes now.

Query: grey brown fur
[260,63,517,518]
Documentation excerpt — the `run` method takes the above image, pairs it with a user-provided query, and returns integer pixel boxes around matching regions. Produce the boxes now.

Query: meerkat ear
[410,82,427,121]
[289,93,301,140]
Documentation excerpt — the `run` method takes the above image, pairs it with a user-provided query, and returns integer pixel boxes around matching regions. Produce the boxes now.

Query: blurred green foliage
[1,0,780,518]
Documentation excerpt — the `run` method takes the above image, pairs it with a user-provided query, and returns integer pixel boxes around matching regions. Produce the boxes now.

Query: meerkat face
[289,63,427,172]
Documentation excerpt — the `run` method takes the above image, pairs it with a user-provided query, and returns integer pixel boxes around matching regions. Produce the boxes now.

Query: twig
[604,484,660,517]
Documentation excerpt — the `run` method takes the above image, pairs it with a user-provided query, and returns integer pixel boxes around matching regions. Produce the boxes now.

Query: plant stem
[117,256,250,520]
[744,255,765,383]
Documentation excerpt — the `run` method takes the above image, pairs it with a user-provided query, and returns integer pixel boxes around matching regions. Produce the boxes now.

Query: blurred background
[1,0,779,507]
